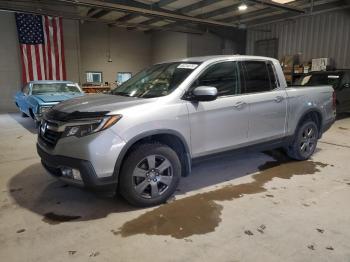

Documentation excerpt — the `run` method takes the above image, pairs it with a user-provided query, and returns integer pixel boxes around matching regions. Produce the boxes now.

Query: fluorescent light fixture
[238,3,248,11]
[272,0,294,3]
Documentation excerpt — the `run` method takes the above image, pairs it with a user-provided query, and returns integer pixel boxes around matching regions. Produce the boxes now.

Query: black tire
[21,112,29,118]
[286,120,319,160]
[119,143,181,207]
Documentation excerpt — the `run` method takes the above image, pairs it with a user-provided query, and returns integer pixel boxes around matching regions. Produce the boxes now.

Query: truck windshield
[295,73,342,88]
[112,62,200,98]
[32,83,81,94]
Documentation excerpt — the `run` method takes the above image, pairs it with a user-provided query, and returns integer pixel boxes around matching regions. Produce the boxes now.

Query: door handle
[233,101,247,109]
[274,96,284,103]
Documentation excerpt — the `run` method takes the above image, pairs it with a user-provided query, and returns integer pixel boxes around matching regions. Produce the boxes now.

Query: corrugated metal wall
[246,9,350,69]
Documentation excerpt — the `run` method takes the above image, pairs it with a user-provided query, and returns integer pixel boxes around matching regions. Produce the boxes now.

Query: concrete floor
[0,113,350,262]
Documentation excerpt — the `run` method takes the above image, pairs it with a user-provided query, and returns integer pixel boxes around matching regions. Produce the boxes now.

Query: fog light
[60,167,82,181]
[72,169,82,180]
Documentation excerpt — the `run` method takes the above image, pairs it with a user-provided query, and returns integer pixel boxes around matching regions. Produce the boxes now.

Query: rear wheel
[286,120,319,160]
[21,112,29,118]
[119,143,181,207]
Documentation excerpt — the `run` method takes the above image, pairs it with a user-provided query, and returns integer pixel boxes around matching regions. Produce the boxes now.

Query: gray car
[37,56,336,206]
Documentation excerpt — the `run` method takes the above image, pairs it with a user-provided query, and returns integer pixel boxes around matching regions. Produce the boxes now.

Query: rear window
[242,61,272,93]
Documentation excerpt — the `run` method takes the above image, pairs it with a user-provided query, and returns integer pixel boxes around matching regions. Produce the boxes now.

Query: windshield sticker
[67,84,76,86]
[177,63,198,70]
[328,75,340,79]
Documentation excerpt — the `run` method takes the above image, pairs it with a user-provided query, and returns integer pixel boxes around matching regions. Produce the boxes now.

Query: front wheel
[119,143,181,207]
[286,120,319,160]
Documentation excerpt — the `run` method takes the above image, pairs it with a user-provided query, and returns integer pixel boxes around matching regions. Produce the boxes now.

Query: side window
[192,61,240,96]
[242,61,271,93]
[267,62,279,89]
[22,84,30,95]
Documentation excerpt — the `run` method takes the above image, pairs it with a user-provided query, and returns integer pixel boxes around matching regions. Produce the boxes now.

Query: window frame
[187,60,242,99]
[116,72,132,84]
[86,71,103,84]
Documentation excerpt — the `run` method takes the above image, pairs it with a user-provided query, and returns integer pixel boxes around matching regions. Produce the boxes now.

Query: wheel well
[119,133,191,179]
[298,111,322,135]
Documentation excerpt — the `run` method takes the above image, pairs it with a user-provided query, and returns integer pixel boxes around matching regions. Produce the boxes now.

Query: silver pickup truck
[37,55,336,206]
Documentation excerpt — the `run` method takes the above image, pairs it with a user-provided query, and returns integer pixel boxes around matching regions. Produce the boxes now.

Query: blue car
[15,80,84,125]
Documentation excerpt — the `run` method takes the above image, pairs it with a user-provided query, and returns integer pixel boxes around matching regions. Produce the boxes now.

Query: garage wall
[80,22,152,84]
[0,12,21,112]
[188,33,223,57]
[63,19,80,83]
[246,9,350,69]
[151,31,241,64]
[151,31,188,64]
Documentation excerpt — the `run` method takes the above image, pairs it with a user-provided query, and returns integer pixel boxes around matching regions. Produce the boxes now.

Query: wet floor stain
[117,151,328,239]
[89,251,100,257]
[9,188,22,193]
[316,228,324,233]
[244,230,254,236]
[42,212,81,225]
[257,224,266,234]
[308,244,316,250]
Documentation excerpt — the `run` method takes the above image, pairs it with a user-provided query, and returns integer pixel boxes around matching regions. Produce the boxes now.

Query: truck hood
[52,94,149,114]
[35,93,84,103]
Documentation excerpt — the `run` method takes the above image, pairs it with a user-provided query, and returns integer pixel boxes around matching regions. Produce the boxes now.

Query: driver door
[186,61,249,158]
[18,84,30,114]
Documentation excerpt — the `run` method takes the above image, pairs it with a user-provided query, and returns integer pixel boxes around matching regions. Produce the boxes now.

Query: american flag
[15,13,66,83]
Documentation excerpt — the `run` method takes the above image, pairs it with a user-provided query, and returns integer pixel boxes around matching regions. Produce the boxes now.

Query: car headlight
[62,115,122,138]
[39,106,52,114]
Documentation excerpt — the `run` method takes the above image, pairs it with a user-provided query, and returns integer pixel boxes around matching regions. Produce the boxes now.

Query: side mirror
[189,86,218,102]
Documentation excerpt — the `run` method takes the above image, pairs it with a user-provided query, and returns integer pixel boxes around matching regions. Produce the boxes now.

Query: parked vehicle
[37,56,336,206]
[14,80,84,125]
[294,70,350,113]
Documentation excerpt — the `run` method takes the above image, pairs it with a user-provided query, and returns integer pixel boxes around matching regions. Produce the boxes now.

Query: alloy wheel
[132,154,173,199]
[299,125,317,157]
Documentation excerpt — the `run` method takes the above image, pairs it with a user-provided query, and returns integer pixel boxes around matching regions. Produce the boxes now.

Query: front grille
[39,121,62,147]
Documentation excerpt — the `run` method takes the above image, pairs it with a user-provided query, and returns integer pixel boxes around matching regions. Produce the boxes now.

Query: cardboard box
[281,54,299,67]
[311,58,333,71]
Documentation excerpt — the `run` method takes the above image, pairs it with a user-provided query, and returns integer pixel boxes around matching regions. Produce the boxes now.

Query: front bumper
[37,143,118,191]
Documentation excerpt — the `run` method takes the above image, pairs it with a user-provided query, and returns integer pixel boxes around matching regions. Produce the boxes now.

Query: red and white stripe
[20,16,66,83]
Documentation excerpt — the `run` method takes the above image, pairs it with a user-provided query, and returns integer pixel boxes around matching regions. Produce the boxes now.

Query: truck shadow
[336,112,350,120]
[9,112,37,134]
[8,151,277,224]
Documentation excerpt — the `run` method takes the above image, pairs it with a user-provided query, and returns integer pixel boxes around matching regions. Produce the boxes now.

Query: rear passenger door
[241,60,287,142]
[187,61,249,157]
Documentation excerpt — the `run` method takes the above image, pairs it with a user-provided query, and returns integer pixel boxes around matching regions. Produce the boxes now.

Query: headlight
[39,106,52,114]
[62,115,122,138]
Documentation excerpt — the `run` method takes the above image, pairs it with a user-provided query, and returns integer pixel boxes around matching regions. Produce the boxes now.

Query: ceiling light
[272,0,294,3]
[238,3,248,11]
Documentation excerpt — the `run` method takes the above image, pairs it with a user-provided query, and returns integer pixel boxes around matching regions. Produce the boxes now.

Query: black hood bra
[45,109,110,122]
